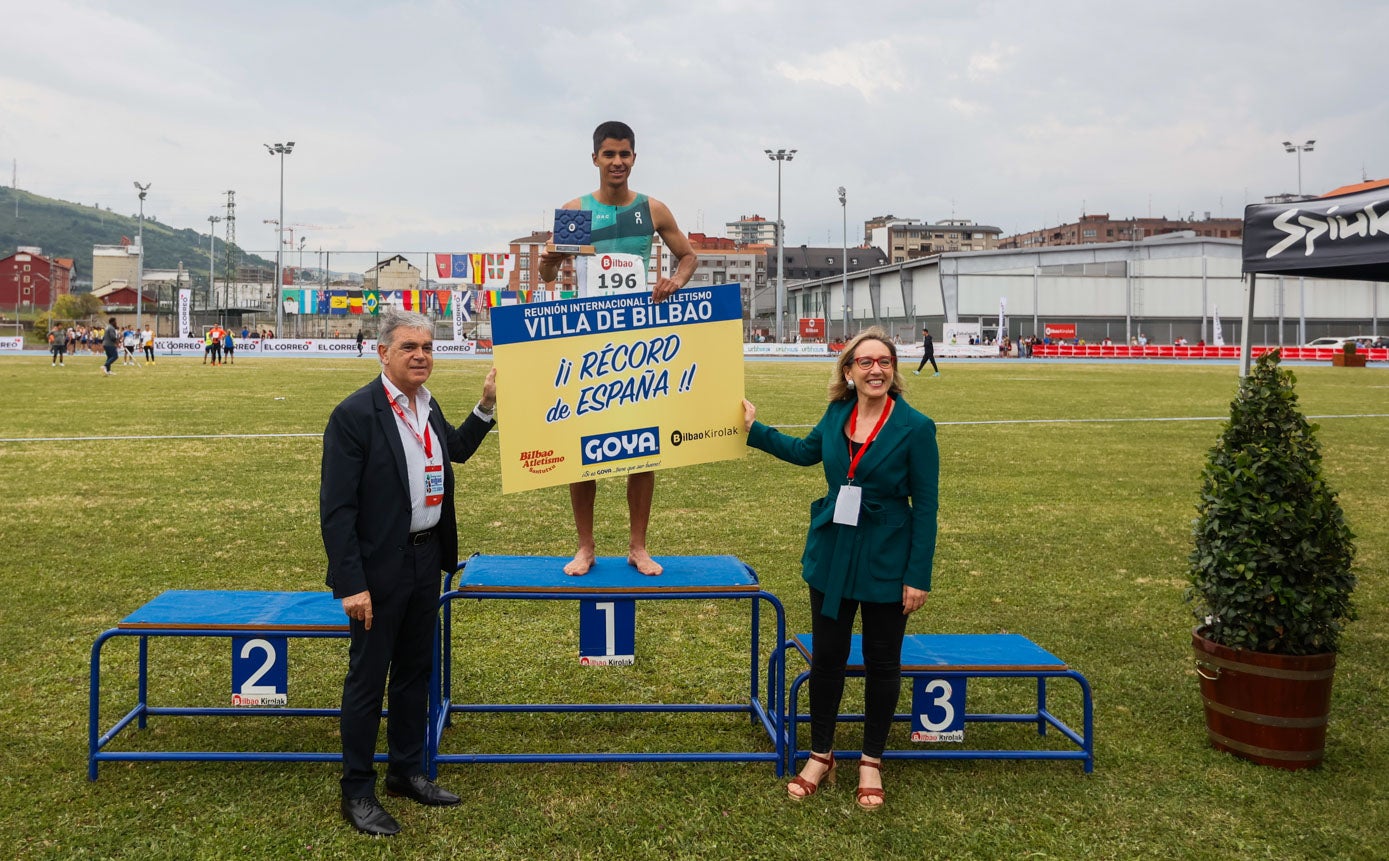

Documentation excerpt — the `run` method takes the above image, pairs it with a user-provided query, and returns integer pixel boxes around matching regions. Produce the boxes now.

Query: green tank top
[581,193,654,267]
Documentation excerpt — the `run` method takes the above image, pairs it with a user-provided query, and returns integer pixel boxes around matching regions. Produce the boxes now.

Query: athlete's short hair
[593,121,635,153]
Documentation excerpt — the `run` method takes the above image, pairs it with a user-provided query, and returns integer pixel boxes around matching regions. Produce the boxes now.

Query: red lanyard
[846,397,893,483]
[384,384,433,458]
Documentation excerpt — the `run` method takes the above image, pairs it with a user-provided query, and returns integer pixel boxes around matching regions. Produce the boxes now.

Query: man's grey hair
[377,308,434,348]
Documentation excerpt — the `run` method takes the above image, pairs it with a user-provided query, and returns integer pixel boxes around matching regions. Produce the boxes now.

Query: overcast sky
[3,0,1385,266]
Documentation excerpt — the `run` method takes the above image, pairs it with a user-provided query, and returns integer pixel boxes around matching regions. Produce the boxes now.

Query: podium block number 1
[579,600,635,666]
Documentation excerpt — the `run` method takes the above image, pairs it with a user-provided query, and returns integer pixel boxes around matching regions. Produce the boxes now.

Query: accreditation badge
[424,463,444,507]
[832,484,862,526]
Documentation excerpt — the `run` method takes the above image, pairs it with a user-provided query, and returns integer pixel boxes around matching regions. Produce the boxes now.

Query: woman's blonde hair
[828,326,903,402]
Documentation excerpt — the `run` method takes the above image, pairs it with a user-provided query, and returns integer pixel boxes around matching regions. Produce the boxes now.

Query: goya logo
[581,426,660,465]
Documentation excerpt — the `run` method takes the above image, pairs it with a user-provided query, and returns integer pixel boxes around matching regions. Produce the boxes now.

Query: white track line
[2,415,1384,444]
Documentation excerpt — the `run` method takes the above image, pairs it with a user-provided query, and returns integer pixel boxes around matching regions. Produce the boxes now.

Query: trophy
[548,209,595,254]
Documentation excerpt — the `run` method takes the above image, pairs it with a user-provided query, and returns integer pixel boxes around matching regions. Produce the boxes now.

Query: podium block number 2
[578,600,635,666]
[231,636,289,706]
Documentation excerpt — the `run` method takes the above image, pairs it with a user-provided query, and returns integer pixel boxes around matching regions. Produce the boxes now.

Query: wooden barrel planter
[1192,628,1336,770]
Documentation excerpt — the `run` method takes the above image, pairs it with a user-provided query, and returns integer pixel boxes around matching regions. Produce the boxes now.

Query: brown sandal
[787,752,836,800]
[856,758,884,810]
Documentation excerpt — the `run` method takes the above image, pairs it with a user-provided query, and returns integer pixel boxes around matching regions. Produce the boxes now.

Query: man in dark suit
[320,308,497,836]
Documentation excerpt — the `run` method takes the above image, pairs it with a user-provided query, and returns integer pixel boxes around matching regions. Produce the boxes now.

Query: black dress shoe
[385,773,461,806]
[341,796,400,836]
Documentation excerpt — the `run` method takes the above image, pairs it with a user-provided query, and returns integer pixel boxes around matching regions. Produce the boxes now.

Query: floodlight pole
[266,141,295,335]
[134,182,150,331]
[766,148,796,343]
[1282,139,1315,197]
[207,215,222,322]
[838,186,848,340]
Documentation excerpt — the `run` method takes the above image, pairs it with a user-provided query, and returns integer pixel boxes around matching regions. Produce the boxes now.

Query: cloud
[775,40,906,102]
[966,43,1016,80]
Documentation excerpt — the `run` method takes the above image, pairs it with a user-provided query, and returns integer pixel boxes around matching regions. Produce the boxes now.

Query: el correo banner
[178,289,191,338]
[491,283,746,494]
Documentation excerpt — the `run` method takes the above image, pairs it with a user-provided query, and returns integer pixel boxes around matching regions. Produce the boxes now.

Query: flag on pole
[434,254,450,279]
[349,295,363,314]
[363,290,380,315]
[470,253,486,285]
[484,253,515,287]
[401,290,421,311]
[451,254,471,280]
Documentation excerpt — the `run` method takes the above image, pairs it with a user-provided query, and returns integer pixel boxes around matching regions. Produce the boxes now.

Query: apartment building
[999,213,1243,249]
[869,218,1003,262]
[725,214,777,246]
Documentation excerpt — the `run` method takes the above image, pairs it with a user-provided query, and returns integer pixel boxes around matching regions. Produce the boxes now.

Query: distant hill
[0,186,271,284]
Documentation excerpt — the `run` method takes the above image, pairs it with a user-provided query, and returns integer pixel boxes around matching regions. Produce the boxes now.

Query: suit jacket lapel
[822,400,853,481]
[373,383,411,495]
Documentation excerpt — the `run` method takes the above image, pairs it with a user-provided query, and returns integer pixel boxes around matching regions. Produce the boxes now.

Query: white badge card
[833,484,862,526]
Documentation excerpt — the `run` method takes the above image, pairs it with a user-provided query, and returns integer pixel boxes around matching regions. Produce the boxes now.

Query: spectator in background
[142,325,155,364]
[49,325,67,366]
[122,326,138,365]
[912,327,939,377]
[101,318,119,376]
[223,329,236,365]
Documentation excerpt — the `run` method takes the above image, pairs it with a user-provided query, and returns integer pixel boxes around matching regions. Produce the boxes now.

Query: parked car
[1301,336,1379,349]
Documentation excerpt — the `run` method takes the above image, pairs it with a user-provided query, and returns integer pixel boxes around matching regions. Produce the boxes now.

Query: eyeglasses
[853,356,894,370]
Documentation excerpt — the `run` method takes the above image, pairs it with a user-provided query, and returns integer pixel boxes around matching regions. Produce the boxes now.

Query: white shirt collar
[380,371,431,412]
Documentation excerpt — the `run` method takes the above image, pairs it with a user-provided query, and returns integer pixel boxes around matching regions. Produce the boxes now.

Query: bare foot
[627,547,663,576]
[563,547,596,576]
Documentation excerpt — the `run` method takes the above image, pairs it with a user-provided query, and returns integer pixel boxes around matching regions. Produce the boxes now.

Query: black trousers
[340,536,442,799]
[807,586,909,758]
[915,354,938,373]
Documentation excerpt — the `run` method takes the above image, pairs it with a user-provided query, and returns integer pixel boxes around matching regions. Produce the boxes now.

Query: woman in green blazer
[743,327,939,810]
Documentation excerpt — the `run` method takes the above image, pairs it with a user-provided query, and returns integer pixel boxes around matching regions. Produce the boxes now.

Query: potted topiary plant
[1332,340,1366,367]
[1186,349,1357,769]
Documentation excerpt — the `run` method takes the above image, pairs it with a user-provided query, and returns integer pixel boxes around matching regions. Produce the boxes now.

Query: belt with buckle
[408,529,435,545]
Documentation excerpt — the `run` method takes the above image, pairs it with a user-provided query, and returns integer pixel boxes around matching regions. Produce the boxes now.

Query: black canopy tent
[1239,181,1389,374]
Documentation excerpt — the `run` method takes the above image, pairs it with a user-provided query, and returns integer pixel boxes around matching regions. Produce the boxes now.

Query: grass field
[0,353,1385,860]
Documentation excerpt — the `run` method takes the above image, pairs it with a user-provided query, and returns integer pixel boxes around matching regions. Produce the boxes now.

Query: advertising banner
[1043,322,1076,340]
[491,283,746,494]
[799,317,825,339]
[178,289,191,337]
[742,342,830,356]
